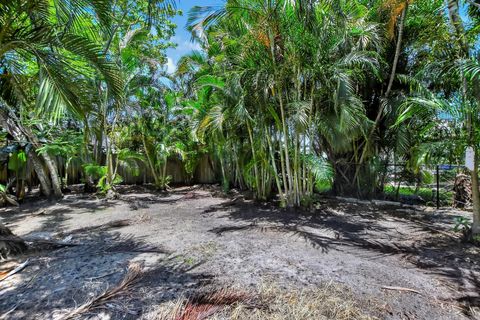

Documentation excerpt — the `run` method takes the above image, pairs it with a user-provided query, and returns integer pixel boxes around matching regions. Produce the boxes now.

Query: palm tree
[444,0,480,237]
[0,0,126,256]
[0,0,178,255]
[384,0,413,96]
[185,0,383,204]
[0,0,124,197]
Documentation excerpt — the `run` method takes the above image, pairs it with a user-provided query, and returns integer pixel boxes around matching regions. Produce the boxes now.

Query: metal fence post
[436,165,440,209]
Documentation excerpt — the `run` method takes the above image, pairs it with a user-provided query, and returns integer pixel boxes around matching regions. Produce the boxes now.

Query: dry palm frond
[181,192,213,200]
[67,219,133,235]
[253,30,270,48]
[0,259,29,281]
[381,286,422,294]
[155,282,377,320]
[453,174,472,208]
[173,288,252,320]
[57,262,143,320]
[381,0,413,39]
[135,213,153,223]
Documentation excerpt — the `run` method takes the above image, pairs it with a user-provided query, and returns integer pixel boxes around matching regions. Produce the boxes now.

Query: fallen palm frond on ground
[153,288,254,320]
[174,288,252,320]
[202,197,245,214]
[0,259,29,281]
[154,282,378,320]
[381,286,422,295]
[181,192,211,201]
[64,219,133,235]
[57,262,143,320]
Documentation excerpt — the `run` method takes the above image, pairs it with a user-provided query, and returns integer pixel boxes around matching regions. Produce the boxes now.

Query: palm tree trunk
[162,157,168,188]
[246,119,261,199]
[0,108,53,196]
[268,29,293,204]
[82,120,97,192]
[472,148,480,235]
[19,120,63,198]
[277,125,289,200]
[24,125,63,198]
[278,90,294,203]
[265,126,284,204]
[40,152,63,197]
[355,3,408,181]
[142,133,160,186]
[385,3,408,97]
[293,132,300,205]
[302,136,307,195]
[219,155,228,190]
[28,149,52,196]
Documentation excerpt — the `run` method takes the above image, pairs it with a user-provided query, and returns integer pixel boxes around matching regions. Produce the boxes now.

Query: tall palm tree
[445,0,480,237]
[0,0,177,255]
[0,0,126,256]
[186,0,382,204]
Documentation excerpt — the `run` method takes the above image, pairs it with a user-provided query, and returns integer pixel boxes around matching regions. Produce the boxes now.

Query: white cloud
[174,39,201,54]
[164,36,202,74]
[181,40,201,52]
[170,36,201,54]
[166,57,176,74]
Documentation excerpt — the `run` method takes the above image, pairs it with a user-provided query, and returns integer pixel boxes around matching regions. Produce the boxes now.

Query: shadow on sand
[204,198,480,316]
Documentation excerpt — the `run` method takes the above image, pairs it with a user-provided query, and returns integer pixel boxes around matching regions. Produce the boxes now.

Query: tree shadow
[0,186,190,236]
[205,197,480,314]
[0,196,117,235]
[119,186,215,211]
[404,237,480,317]
[206,199,394,255]
[455,271,480,317]
[0,231,213,319]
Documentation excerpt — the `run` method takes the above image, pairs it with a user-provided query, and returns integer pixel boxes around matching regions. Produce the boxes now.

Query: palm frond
[61,33,124,100]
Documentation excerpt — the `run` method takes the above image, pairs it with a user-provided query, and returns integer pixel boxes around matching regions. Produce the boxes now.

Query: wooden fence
[0,154,219,187]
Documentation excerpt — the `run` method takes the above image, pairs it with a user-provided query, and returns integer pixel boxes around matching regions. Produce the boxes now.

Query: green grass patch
[316,180,332,193]
[384,185,453,206]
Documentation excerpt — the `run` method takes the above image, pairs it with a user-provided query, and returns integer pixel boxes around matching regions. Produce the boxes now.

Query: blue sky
[165,0,223,73]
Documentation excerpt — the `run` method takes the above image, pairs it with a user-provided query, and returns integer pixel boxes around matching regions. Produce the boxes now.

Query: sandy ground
[0,185,479,319]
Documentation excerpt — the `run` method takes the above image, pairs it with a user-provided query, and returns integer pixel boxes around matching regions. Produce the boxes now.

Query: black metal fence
[382,164,465,208]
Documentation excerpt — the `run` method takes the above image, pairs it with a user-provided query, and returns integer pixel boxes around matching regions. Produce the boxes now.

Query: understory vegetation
[1,0,480,239]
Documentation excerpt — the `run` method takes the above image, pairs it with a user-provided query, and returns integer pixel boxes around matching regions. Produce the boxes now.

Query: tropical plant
[0,0,125,197]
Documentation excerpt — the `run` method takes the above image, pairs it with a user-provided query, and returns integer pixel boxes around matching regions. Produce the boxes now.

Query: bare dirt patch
[0,186,479,319]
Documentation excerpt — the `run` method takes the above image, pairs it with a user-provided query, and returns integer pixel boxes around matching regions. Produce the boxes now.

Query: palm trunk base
[460,226,480,245]
[332,163,381,199]
[471,224,480,242]
[0,224,27,259]
[83,179,98,193]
